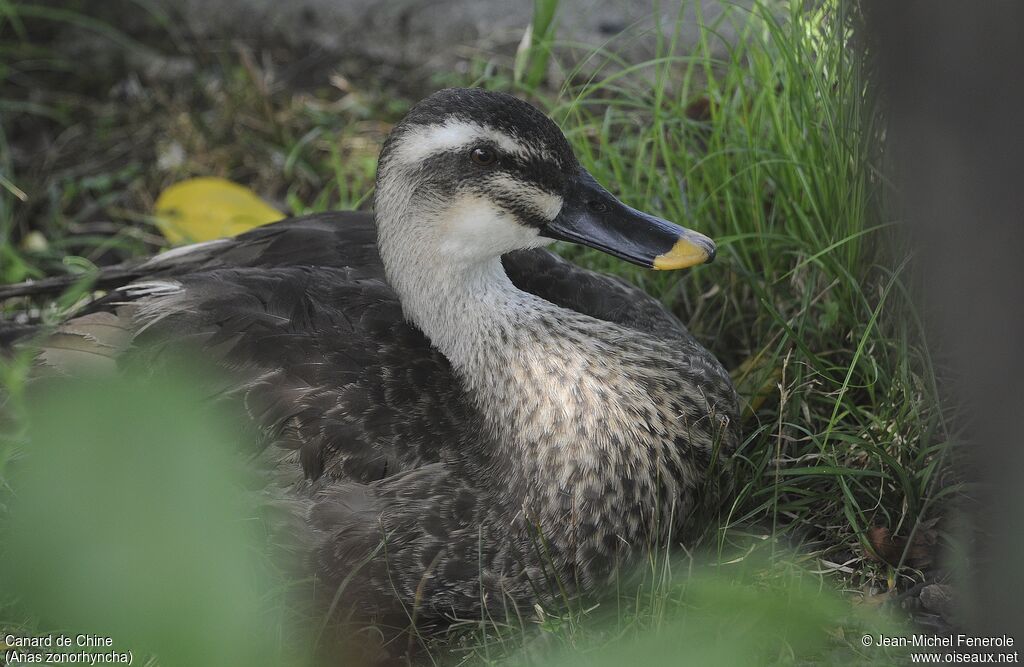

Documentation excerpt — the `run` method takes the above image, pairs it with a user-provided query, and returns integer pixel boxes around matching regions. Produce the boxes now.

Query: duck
[2,88,739,638]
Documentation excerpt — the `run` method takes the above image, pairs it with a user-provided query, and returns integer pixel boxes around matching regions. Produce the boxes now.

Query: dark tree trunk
[861,0,1024,637]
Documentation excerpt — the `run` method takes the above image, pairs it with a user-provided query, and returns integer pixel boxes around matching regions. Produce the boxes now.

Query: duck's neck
[383,245,694,548]
[390,254,545,378]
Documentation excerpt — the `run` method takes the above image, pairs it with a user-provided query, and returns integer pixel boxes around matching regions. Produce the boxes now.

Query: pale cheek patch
[534,190,563,220]
[438,196,548,261]
[489,174,563,221]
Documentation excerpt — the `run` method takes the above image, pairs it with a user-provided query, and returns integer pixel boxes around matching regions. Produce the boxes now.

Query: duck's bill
[540,170,715,270]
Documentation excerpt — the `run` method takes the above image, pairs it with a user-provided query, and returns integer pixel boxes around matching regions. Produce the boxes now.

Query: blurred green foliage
[522,566,905,665]
[0,368,308,667]
[515,0,561,91]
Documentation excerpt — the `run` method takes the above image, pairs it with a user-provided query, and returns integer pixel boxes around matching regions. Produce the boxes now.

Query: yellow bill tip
[652,237,714,270]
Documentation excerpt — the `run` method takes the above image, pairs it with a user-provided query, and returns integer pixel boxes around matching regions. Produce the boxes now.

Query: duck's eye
[470,147,497,167]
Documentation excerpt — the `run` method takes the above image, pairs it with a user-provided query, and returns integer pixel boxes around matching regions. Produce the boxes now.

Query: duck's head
[374,88,715,277]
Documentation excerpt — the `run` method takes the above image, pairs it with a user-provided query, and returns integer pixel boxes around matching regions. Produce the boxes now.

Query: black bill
[541,169,715,270]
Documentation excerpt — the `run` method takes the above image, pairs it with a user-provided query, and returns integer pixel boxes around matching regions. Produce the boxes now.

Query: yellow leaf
[154,177,285,244]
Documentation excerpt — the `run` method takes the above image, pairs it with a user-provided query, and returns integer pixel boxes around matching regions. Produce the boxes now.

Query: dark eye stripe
[412,144,571,227]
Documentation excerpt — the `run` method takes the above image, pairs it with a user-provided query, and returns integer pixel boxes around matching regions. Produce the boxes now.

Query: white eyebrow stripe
[394,120,530,166]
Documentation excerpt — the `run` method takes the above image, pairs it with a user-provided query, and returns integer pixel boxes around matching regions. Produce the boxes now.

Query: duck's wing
[0,212,382,302]
[139,211,384,279]
[31,263,506,631]
[2,212,690,341]
[38,263,485,487]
